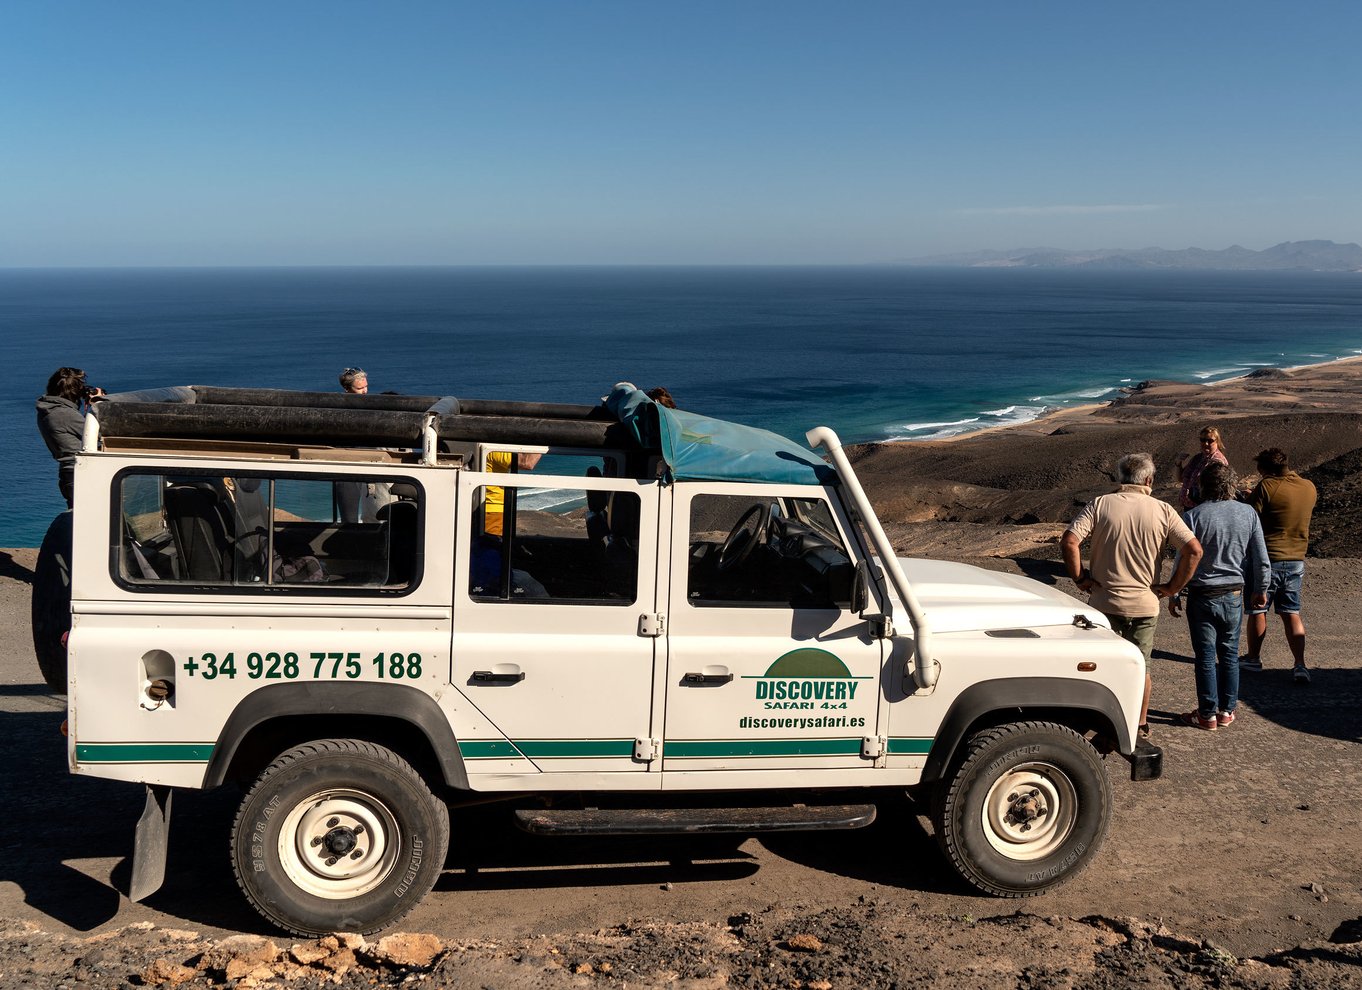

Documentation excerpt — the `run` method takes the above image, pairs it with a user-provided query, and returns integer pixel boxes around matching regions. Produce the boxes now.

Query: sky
[2,1,1361,266]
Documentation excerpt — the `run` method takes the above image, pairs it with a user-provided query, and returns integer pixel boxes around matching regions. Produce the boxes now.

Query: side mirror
[851,559,872,615]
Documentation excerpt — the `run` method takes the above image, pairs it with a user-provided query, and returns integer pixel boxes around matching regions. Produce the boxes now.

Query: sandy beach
[850,355,1362,560]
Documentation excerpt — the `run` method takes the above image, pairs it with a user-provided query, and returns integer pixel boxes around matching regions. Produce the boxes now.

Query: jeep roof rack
[90,385,634,455]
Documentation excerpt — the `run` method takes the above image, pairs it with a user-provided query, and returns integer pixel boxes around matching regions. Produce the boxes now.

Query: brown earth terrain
[4,361,1362,987]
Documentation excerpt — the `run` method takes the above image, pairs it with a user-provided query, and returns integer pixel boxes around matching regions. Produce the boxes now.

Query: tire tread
[229,737,450,936]
[936,720,1109,898]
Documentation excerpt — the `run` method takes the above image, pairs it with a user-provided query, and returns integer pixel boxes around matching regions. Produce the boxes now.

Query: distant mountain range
[907,239,1362,271]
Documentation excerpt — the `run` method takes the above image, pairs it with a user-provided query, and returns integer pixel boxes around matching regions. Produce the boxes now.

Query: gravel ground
[4,541,1362,988]
[3,901,1362,989]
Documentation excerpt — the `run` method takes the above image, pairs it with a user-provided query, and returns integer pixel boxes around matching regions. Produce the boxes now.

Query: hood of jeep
[888,557,1109,635]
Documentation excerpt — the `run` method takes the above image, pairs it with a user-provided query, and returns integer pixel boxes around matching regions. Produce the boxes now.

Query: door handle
[471,670,525,685]
[682,671,733,686]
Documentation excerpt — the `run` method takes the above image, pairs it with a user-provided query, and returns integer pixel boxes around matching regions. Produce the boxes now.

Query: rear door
[450,469,663,776]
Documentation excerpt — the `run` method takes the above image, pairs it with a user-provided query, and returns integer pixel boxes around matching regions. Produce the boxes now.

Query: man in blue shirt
[1169,462,1270,731]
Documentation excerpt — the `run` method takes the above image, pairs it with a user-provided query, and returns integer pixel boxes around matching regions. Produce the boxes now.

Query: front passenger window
[687,494,853,608]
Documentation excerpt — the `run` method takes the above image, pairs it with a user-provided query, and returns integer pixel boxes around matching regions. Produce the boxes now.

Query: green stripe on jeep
[458,739,637,760]
[887,737,933,755]
[458,740,522,759]
[515,739,636,758]
[76,743,214,763]
[664,738,863,758]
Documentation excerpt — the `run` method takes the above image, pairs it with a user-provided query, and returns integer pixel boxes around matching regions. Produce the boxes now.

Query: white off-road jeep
[34,383,1160,936]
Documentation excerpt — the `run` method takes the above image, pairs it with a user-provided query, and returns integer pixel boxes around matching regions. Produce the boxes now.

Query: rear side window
[469,484,638,604]
[115,471,421,592]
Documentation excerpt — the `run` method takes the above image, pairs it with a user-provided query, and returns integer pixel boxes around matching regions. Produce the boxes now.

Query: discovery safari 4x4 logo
[747,648,869,710]
[736,648,870,730]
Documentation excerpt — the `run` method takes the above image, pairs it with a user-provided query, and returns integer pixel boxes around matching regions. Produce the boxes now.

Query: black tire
[31,512,73,694]
[230,739,450,936]
[935,721,1111,897]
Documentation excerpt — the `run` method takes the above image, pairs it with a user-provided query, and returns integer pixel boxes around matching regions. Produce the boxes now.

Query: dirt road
[3,546,1362,987]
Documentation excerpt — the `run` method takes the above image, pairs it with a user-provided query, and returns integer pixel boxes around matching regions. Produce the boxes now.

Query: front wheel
[935,721,1111,897]
[231,739,450,936]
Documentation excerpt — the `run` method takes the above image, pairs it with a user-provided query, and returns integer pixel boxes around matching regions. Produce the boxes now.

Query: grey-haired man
[1062,452,1203,739]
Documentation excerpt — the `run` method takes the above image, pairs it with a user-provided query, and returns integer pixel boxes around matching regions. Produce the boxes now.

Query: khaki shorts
[1103,613,1157,663]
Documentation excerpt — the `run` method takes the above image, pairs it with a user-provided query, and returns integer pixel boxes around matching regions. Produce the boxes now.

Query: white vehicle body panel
[64,444,1146,793]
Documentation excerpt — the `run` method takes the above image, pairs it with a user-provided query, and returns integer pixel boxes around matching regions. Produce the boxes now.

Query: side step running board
[514,804,877,836]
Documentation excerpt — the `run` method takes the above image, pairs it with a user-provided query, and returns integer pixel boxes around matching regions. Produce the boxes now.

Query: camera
[82,384,103,401]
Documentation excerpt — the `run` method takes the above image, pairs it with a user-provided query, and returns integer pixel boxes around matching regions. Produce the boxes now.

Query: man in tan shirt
[1062,452,1204,738]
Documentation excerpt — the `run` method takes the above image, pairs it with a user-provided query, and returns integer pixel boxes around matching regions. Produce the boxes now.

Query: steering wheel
[717,503,771,573]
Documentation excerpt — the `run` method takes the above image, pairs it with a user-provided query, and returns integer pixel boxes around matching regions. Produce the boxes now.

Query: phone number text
[181,651,422,680]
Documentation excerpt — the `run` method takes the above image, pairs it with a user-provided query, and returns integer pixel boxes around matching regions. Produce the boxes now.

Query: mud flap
[129,785,173,902]
[1127,740,1163,781]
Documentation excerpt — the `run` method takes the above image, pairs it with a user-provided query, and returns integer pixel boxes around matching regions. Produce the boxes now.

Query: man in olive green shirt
[1241,447,1317,683]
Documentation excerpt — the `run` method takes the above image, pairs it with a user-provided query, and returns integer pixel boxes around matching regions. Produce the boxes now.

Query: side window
[482,449,620,479]
[480,449,621,537]
[116,472,420,591]
[687,493,853,609]
[470,485,638,605]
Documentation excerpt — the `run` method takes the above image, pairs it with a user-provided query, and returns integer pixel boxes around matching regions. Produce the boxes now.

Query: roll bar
[805,427,938,691]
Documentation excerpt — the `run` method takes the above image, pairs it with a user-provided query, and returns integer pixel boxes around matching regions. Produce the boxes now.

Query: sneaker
[1240,656,1263,672]
[1294,664,1311,685]
[1217,710,1236,728]
[1181,710,1218,731]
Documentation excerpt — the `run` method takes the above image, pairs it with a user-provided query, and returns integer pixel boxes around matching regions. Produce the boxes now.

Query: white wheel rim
[278,788,401,899]
[980,762,1078,861]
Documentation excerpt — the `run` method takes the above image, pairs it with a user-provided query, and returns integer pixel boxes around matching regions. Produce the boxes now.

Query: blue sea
[4,266,1362,547]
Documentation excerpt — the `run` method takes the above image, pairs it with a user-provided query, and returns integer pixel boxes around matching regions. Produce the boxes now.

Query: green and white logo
[750,648,866,708]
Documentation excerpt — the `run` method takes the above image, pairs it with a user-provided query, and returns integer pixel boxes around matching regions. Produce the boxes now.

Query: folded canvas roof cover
[605,383,834,486]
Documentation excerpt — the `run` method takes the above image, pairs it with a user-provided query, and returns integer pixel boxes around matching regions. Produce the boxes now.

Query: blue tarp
[604,383,834,487]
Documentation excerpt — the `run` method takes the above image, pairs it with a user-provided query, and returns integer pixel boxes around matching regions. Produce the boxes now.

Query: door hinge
[861,735,886,759]
[868,615,895,639]
[633,737,661,761]
[638,613,666,637]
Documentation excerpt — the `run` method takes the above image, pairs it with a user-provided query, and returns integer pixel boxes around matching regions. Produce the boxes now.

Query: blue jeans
[1187,589,1243,717]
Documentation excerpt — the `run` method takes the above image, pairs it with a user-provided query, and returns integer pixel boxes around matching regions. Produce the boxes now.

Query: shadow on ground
[0,551,34,584]
[436,802,759,894]
[1144,659,1362,744]
[759,790,969,897]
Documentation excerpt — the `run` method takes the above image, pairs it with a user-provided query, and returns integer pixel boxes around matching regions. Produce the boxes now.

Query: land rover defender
[35,383,1161,935]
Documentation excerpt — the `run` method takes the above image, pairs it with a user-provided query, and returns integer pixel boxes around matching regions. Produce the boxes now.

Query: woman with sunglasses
[1178,426,1230,508]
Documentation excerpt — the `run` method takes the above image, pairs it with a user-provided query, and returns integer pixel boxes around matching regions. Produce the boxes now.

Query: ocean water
[3,266,1362,547]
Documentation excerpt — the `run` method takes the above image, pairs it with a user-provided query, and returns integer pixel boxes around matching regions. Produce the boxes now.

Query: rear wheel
[935,721,1110,897]
[231,739,449,936]
[31,512,73,693]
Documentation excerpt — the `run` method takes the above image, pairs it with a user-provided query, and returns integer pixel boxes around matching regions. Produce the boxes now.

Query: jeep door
[661,484,883,775]
[450,468,662,778]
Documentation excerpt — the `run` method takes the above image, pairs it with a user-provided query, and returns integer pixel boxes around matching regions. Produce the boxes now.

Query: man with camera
[36,367,105,508]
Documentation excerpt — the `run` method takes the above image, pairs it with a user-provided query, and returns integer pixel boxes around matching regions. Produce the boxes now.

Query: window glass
[116,472,419,591]
[687,494,853,608]
[470,485,638,605]
[483,450,619,479]
[482,450,620,531]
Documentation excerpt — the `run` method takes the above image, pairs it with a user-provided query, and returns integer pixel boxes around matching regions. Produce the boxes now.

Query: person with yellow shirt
[483,450,543,536]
